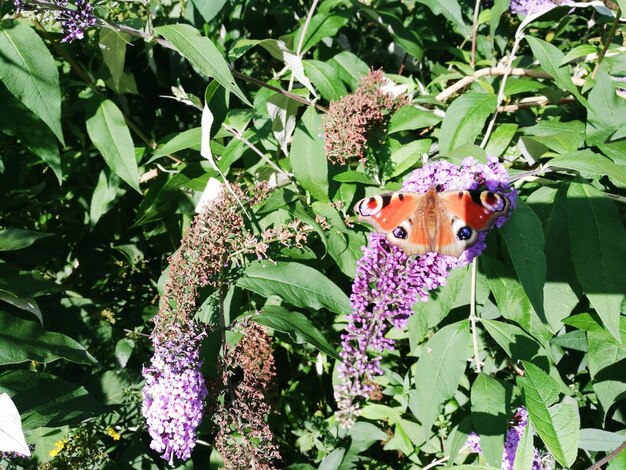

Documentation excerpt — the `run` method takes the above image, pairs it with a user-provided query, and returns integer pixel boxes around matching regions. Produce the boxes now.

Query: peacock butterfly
[354,187,510,257]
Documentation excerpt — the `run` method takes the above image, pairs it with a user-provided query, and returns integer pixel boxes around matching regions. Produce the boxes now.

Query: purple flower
[510,0,571,16]
[14,1,97,42]
[465,407,547,469]
[335,157,515,427]
[58,0,97,43]
[142,322,208,465]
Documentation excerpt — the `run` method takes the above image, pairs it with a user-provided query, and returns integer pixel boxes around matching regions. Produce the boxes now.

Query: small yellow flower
[100,308,117,324]
[106,426,121,441]
[49,438,66,458]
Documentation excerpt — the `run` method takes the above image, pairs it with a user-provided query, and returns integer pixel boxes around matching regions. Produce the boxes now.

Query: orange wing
[354,193,422,233]
[441,190,510,231]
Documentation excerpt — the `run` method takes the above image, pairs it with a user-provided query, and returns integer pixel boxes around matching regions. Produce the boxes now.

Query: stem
[221,123,294,183]
[470,0,481,68]
[423,456,450,470]
[233,71,326,112]
[289,0,320,91]
[469,258,483,372]
[586,439,626,470]
[591,8,621,80]
[497,96,575,112]
[436,67,585,102]
[480,20,527,148]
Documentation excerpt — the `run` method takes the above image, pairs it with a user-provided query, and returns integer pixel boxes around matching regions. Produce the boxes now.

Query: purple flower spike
[142,322,208,465]
[58,0,97,43]
[465,407,548,469]
[510,0,572,16]
[335,157,515,427]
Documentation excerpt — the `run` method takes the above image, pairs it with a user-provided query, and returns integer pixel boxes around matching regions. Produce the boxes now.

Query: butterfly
[353,187,510,257]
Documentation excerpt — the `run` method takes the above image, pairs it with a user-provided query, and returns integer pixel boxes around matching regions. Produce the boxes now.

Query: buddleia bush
[0,0,625,469]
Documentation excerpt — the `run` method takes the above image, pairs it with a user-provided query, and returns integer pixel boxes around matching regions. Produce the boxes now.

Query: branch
[470,0,481,68]
[436,67,586,102]
[591,7,621,79]
[469,258,483,373]
[586,439,626,470]
[497,96,575,112]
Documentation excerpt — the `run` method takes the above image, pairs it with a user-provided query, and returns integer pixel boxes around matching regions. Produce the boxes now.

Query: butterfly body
[354,187,510,257]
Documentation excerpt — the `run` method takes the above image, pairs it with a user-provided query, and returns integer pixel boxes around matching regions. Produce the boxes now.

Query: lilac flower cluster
[58,0,97,42]
[466,407,547,469]
[13,0,97,43]
[335,157,515,427]
[142,322,208,465]
[510,0,571,16]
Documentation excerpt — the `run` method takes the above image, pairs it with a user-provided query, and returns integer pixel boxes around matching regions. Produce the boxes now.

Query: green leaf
[388,106,441,134]
[525,36,587,106]
[293,11,350,54]
[267,93,301,155]
[99,29,127,93]
[410,321,470,434]
[500,199,547,324]
[587,328,626,417]
[409,266,467,352]
[485,123,518,157]
[303,60,347,101]
[519,361,579,467]
[0,84,61,182]
[523,120,585,155]
[587,68,626,141]
[567,182,626,341]
[359,9,424,59]
[290,106,329,201]
[252,306,339,359]
[150,127,202,162]
[0,21,64,144]
[329,51,369,90]
[560,44,597,66]
[471,374,509,466]
[482,319,545,364]
[480,255,554,341]
[414,0,469,35]
[86,98,141,193]
[504,78,544,96]
[237,260,351,314]
[0,229,51,251]
[513,420,536,470]
[549,150,626,187]
[361,404,403,423]
[388,139,432,179]
[551,330,587,352]
[439,93,497,155]
[0,311,97,365]
[114,338,134,368]
[490,0,509,37]
[191,0,227,22]
[0,370,105,430]
[578,428,626,452]
[230,39,315,96]
[527,185,579,332]
[0,262,56,299]
[563,313,603,332]
[332,171,378,185]
[154,24,250,105]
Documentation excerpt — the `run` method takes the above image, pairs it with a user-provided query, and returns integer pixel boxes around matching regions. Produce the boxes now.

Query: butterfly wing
[354,193,422,233]
[354,190,457,256]
[355,189,510,258]
[441,190,510,231]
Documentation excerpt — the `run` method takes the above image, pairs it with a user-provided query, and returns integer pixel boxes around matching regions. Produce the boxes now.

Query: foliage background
[0,0,625,468]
